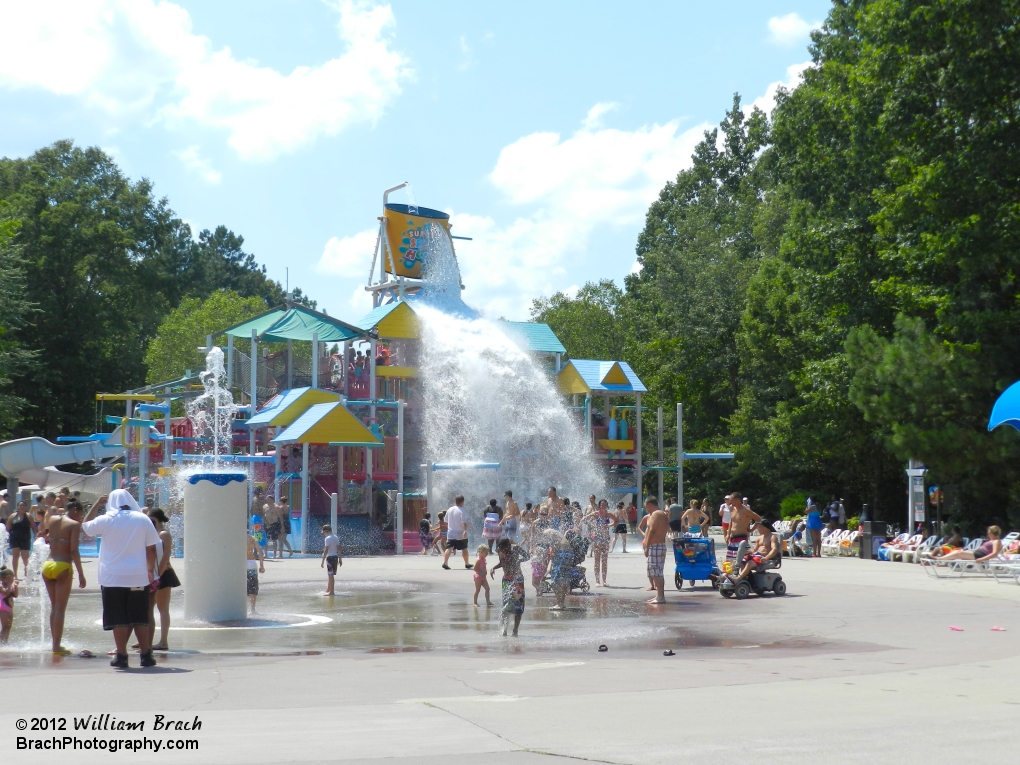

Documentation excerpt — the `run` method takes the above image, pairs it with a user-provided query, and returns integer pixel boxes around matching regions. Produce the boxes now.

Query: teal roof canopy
[220,305,363,343]
[501,321,567,355]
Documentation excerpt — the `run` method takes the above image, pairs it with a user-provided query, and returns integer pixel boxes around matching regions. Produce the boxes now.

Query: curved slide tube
[0,435,125,500]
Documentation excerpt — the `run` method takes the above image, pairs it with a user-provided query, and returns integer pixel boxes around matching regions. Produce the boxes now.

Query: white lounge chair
[888,534,923,562]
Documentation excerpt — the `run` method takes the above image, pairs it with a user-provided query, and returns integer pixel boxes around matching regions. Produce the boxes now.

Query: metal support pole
[635,393,643,503]
[343,341,350,397]
[657,406,664,505]
[226,334,234,390]
[396,400,405,554]
[138,406,149,506]
[311,332,318,390]
[301,442,309,554]
[676,403,684,512]
[286,339,293,390]
[163,389,171,468]
[584,395,591,438]
[424,463,433,522]
[330,492,338,537]
[555,353,561,373]
[274,427,282,502]
[124,399,132,496]
[249,329,258,456]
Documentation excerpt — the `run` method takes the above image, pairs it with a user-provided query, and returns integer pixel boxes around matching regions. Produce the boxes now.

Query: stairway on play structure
[322,516,397,558]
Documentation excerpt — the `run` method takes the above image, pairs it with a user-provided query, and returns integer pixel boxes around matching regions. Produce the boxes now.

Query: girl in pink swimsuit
[0,566,19,643]
[472,546,492,606]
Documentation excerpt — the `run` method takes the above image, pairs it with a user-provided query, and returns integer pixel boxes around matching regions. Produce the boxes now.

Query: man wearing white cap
[82,490,160,668]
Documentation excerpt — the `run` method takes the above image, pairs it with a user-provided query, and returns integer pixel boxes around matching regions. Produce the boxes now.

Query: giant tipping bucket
[383,204,453,279]
[183,471,248,622]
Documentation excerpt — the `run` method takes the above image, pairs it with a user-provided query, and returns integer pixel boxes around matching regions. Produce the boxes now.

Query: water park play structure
[0,184,731,590]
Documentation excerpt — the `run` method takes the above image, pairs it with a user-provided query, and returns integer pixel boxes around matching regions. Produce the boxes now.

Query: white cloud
[0,0,410,160]
[317,229,378,276]
[347,284,373,315]
[630,259,642,275]
[747,61,812,116]
[581,102,618,131]
[766,13,820,47]
[174,146,222,183]
[441,107,707,318]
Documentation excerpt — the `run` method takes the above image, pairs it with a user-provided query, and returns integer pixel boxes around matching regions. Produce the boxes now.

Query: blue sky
[0,0,831,320]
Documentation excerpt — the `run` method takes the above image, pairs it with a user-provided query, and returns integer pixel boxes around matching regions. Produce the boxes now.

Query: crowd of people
[0,489,180,666]
[0,480,783,656]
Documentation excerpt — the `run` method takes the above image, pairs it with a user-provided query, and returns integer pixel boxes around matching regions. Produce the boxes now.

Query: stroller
[540,533,590,594]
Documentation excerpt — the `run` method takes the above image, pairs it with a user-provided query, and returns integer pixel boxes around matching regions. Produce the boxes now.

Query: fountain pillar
[184,472,247,622]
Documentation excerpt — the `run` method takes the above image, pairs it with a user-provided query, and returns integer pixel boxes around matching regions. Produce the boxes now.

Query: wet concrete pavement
[2,538,1019,763]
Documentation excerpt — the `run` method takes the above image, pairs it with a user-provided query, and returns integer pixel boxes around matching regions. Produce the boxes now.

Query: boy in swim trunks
[247,531,265,614]
[642,496,668,604]
[320,524,342,596]
[42,499,87,653]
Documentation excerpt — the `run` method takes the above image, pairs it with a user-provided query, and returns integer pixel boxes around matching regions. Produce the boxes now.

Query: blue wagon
[672,535,719,590]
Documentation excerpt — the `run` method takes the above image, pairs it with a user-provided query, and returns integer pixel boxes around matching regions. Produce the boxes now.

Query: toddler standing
[0,566,19,643]
[472,545,492,606]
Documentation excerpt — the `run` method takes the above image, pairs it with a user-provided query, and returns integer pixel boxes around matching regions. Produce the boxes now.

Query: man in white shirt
[82,489,159,669]
[720,497,732,537]
[442,494,472,570]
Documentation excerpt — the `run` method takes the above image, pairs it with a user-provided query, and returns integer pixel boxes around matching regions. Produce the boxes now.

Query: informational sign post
[906,461,927,530]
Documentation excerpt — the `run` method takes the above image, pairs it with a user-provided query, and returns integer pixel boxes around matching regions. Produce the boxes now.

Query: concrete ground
[2,536,1019,764]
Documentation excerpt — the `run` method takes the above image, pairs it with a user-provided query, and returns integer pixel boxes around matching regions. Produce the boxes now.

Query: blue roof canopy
[561,359,647,393]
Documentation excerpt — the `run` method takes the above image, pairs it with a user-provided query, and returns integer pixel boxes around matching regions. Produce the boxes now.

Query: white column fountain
[182,347,249,622]
[183,471,247,622]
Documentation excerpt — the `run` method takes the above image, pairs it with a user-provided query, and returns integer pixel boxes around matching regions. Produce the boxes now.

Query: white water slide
[0,434,125,500]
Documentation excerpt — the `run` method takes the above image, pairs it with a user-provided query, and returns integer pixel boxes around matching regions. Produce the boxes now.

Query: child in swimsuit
[0,566,19,643]
[472,545,492,606]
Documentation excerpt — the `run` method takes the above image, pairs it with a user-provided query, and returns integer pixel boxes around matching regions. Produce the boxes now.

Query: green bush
[780,492,811,520]
[846,515,860,531]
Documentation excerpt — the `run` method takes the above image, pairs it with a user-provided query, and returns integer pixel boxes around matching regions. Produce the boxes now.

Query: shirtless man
[42,499,87,654]
[0,490,9,524]
[547,487,566,529]
[729,519,778,584]
[724,493,762,568]
[642,497,669,604]
[246,531,265,614]
[263,496,281,559]
[520,502,535,550]
[277,497,294,558]
[500,490,521,541]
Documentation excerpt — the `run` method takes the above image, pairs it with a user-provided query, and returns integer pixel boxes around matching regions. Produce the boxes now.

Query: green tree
[144,290,269,385]
[0,204,36,439]
[624,96,770,501]
[529,280,624,361]
[0,140,292,439]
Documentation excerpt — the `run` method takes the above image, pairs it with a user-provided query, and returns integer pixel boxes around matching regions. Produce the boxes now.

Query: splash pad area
[3,552,1020,764]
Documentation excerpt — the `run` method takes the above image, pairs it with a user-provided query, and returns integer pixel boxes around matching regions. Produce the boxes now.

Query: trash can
[859,521,887,560]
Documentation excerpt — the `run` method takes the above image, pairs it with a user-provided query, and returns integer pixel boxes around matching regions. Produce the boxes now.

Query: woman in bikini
[41,500,87,654]
[148,509,179,651]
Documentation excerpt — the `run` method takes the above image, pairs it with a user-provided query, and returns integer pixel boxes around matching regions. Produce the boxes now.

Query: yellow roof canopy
[270,402,381,446]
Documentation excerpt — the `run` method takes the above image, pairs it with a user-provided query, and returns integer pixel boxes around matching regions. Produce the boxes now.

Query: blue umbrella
[988,380,1020,432]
